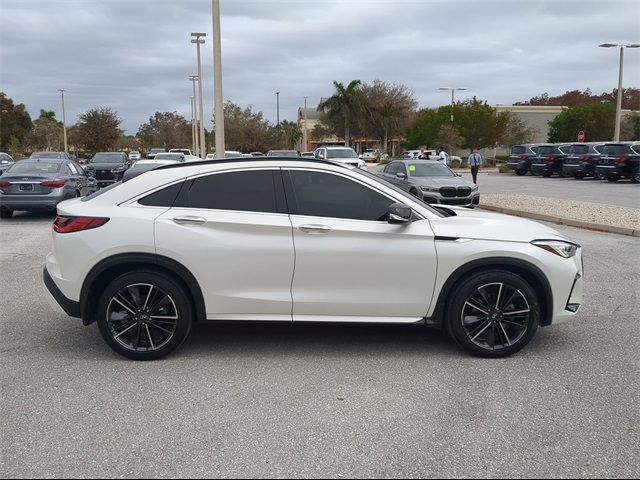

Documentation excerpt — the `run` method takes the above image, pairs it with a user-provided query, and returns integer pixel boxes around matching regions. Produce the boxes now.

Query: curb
[478,204,640,237]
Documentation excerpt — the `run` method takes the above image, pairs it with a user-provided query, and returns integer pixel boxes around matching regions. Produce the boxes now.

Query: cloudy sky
[1,0,639,134]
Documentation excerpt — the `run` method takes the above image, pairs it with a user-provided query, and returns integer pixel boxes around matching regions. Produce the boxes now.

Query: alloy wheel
[460,282,531,351]
[106,283,178,352]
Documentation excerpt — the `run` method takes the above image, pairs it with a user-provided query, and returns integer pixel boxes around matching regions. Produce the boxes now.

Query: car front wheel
[96,270,193,360]
[446,270,540,358]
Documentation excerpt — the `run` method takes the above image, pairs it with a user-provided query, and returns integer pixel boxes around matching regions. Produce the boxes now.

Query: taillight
[580,156,590,161]
[616,156,629,164]
[53,216,110,234]
[547,156,556,161]
[42,180,66,188]
[519,155,527,160]
[0,181,11,187]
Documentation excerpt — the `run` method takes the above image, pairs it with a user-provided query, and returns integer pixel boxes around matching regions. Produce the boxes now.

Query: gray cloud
[1,0,638,134]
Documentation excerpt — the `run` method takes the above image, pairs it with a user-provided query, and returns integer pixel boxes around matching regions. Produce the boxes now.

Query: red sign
[577,131,585,142]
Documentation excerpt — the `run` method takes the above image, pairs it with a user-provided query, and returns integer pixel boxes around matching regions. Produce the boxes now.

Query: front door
[283,168,437,321]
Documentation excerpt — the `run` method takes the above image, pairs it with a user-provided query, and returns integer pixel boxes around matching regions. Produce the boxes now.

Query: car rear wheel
[446,270,540,358]
[96,270,193,360]
[515,169,526,176]
[542,171,552,178]
[631,167,639,184]
[606,175,619,182]
[0,208,13,219]
[573,173,585,180]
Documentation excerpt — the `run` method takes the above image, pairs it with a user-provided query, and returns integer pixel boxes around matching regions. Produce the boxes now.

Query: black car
[562,143,605,179]
[0,157,97,218]
[594,142,640,183]
[85,152,131,187]
[530,144,571,177]
[506,144,539,176]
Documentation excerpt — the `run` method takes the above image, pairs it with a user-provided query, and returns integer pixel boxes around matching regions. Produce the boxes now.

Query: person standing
[468,147,483,184]
[438,146,449,165]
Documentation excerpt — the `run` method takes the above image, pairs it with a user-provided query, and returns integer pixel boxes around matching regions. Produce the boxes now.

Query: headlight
[531,240,579,258]
[471,185,479,191]
[420,186,439,192]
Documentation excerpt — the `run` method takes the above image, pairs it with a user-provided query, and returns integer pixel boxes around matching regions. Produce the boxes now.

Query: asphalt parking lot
[1,212,639,478]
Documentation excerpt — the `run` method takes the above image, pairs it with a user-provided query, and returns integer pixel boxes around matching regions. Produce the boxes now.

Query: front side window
[287,170,393,221]
[175,170,280,214]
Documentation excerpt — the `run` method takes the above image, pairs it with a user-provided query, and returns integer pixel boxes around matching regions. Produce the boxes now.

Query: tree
[360,80,416,154]
[30,111,63,151]
[452,98,509,149]
[137,112,191,151]
[317,80,363,146]
[218,101,273,152]
[436,125,464,156]
[499,112,538,147]
[516,88,639,110]
[277,120,302,149]
[73,107,123,152]
[0,92,33,150]
[547,102,616,142]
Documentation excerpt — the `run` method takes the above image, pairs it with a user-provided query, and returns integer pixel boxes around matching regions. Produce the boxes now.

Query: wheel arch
[428,257,554,327]
[79,253,206,326]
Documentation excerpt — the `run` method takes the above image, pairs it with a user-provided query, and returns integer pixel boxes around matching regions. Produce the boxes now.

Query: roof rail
[154,156,347,171]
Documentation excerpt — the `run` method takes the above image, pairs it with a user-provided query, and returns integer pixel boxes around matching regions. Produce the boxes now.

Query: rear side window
[176,170,280,213]
[138,182,184,207]
[511,146,526,155]
[602,144,631,155]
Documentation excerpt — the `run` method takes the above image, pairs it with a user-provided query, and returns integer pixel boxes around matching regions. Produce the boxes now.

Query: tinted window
[288,170,393,221]
[92,153,124,163]
[6,161,61,174]
[178,170,278,213]
[536,146,556,155]
[385,163,400,174]
[511,146,526,155]
[326,148,357,159]
[603,144,632,155]
[139,182,184,207]
[569,145,589,155]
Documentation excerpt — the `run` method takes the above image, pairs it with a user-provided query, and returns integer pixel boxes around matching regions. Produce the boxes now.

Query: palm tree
[317,80,362,147]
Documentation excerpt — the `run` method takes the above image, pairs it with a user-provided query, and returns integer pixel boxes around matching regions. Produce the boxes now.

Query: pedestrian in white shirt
[438,146,449,165]
[468,147,483,184]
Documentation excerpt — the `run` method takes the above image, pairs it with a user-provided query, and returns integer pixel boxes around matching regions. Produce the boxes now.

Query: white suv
[43,158,583,360]
[314,146,367,170]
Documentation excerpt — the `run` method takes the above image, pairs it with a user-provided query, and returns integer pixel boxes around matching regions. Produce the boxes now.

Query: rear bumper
[506,161,529,171]
[43,267,81,318]
[595,164,633,177]
[563,163,594,175]
[0,194,67,210]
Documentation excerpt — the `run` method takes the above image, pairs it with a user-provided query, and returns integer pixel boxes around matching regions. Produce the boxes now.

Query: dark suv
[506,144,539,176]
[530,144,571,177]
[562,143,605,179]
[595,142,640,183]
[85,152,131,187]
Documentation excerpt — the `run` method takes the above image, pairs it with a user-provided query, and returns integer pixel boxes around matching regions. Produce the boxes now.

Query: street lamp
[276,91,280,126]
[58,89,68,154]
[211,0,225,159]
[598,43,640,141]
[439,87,466,123]
[191,32,207,158]
[189,74,200,156]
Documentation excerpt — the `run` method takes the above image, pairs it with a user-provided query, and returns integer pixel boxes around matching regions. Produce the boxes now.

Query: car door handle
[173,215,207,225]
[299,224,331,234]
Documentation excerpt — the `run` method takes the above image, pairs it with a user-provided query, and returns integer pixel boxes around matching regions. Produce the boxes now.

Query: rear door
[154,168,295,320]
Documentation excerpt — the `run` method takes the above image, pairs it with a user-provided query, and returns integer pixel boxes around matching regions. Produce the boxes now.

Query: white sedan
[43,158,583,360]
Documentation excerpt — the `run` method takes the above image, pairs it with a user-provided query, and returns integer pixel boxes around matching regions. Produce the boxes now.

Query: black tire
[541,171,552,178]
[606,175,619,183]
[573,173,585,180]
[96,270,193,360]
[0,208,13,219]
[515,169,526,176]
[446,270,540,358]
[631,167,639,184]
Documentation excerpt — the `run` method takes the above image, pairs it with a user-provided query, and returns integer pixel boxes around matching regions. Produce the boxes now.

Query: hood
[428,206,570,243]
[411,176,474,187]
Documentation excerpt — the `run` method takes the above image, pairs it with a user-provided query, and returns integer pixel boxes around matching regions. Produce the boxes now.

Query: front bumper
[420,192,480,206]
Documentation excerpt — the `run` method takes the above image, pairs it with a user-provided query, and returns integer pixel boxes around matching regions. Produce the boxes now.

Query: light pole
[189,74,200,156]
[191,32,207,158]
[598,43,639,141]
[303,96,308,152]
[190,95,196,155]
[58,89,68,154]
[439,87,466,123]
[276,91,280,127]
[212,0,225,158]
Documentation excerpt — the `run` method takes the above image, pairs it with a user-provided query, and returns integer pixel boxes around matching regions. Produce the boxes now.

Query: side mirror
[396,172,407,179]
[456,173,462,177]
[387,203,412,224]
[316,152,325,159]
[87,176,97,186]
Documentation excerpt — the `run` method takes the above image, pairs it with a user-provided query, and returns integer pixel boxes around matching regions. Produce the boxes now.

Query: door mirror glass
[396,171,407,179]
[387,203,412,224]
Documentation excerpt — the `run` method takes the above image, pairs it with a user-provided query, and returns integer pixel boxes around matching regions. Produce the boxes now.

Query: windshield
[6,161,61,174]
[92,153,124,163]
[326,148,357,159]
[602,144,631,155]
[154,153,184,161]
[408,162,455,178]
[353,168,445,218]
[30,152,63,159]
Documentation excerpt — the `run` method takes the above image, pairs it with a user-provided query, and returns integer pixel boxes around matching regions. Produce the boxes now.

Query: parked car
[506,144,540,176]
[530,144,571,177]
[169,149,192,156]
[146,148,166,160]
[300,152,315,158]
[250,152,264,157]
[401,149,439,160]
[129,151,141,161]
[0,152,15,173]
[314,146,367,169]
[378,160,480,206]
[43,157,583,360]
[267,150,300,157]
[595,142,640,183]
[113,155,184,182]
[561,143,605,179]
[0,157,97,218]
[85,152,131,188]
[154,153,186,162]
[224,151,243,158]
